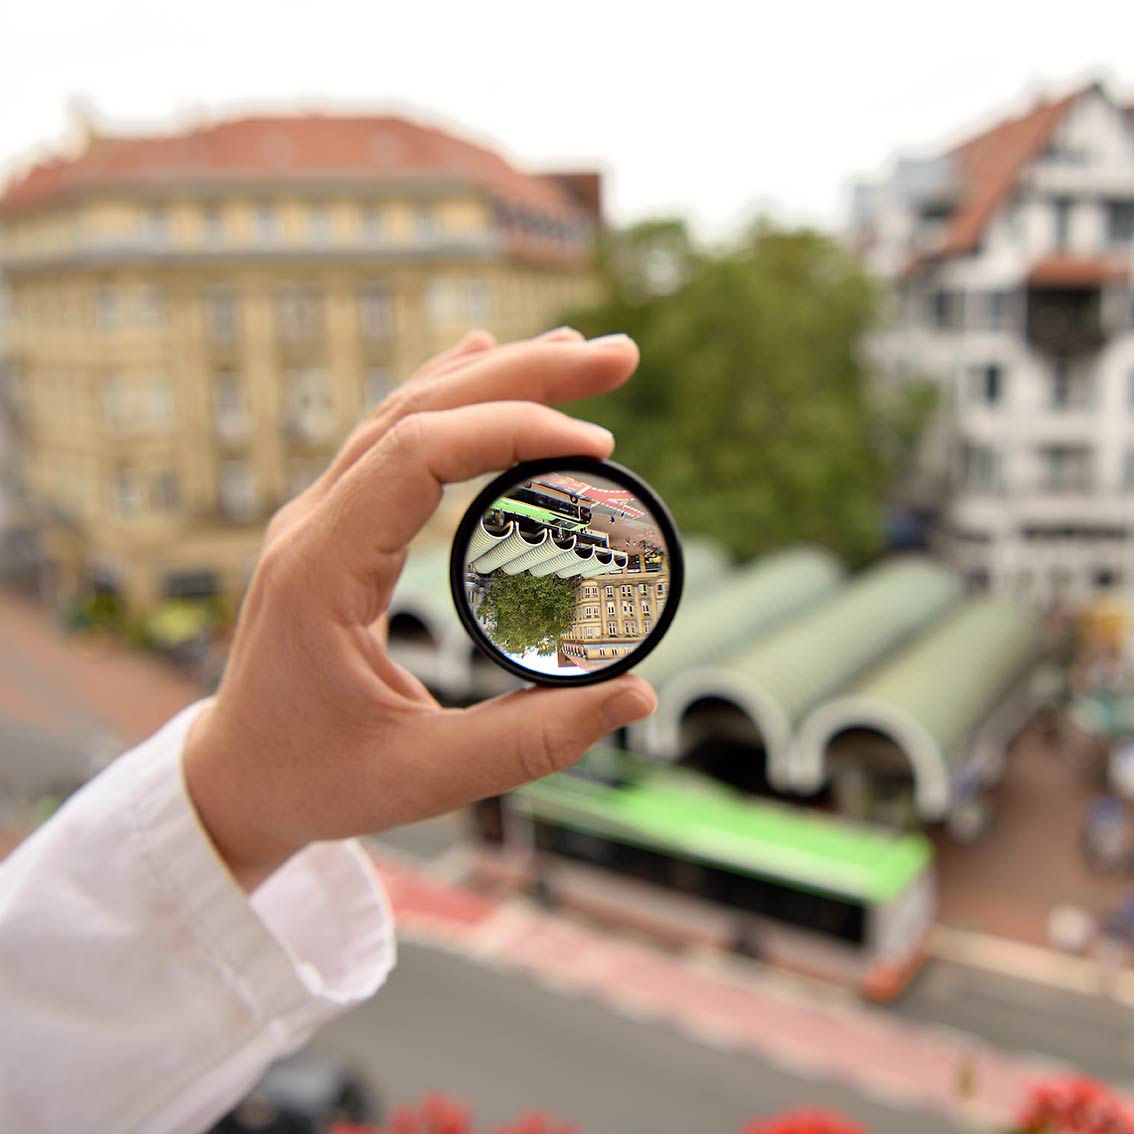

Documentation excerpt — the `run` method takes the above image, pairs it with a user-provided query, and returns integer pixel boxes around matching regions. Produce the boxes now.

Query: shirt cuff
[128,699,397,1034]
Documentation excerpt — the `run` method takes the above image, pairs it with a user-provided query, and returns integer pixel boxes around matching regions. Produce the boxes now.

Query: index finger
[322,336,637,492]
[314,401,615,604]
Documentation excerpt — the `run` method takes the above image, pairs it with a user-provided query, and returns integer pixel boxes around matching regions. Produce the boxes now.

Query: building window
[152,468,179,511]
[607,622,617,637]
[361,204,383,239]
[101,375,126,429]
[643,619,652,634]
[203,204,224,242]
[959,441,1001,493]
[1122,448,1134,491]
[146,375,175,426]
[1039,444,1093,493]
[359,284,394,340]
[656,582,665,597]
[363,366,394,409]
[145,204,168,240]
[416,205,437,239]
[424,279,449,326]
[466,279,490,321]
[1105,200,1134,246]
[604,585,613,597]
[1094,566,1121,590]
[256,203,277,241]
[641,601,650,615]
[276,288,323,342]
[203,287,239,344]
[928,290,962,330]
[1053,197,1073,249]
[606,602,615,616]
[214,372,243,416]
[96,283,118,330]
[139,284,165,325]
[1050,359,1092,410]
[309,202,331,240]
[970,363,1004,406]
[112,467,142,516]
[218,459,258,522]
[621,585,633,597]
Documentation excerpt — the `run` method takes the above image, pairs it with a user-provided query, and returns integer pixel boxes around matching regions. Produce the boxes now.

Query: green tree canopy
[478,569,576,657]
[563,219,934,566]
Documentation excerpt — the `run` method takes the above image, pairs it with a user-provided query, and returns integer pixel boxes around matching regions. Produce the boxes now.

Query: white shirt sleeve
[0,700,397,1134]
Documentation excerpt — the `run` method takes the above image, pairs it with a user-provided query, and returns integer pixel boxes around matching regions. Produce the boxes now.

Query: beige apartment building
[0,112,601,614]
[560,567,670,668]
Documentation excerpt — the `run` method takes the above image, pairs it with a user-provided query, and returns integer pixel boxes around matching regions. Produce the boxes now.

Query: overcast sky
[3,1,1132,239]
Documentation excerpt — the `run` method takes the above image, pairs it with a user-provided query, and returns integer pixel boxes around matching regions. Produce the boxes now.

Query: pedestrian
[0,328,657,1133]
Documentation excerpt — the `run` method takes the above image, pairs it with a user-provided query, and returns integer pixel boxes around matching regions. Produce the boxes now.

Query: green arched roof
[723,557,962,725]
[637,546,845,690]
[795,598,1047,815]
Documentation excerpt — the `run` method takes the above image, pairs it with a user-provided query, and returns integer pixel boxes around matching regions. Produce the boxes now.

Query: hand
[183,328,658,890]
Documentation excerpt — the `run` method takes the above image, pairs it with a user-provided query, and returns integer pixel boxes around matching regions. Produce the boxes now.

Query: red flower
[495,1111,578,1134]
[742,1109,866,1134]
[1016,1076,1134,1134]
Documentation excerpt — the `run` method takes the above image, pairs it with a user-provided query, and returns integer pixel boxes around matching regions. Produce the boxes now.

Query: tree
[478,570,576,657]
[562,219,935,567]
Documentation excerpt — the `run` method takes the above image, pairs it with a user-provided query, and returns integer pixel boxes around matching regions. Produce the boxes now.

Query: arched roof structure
[795,599,1046,818]
[645,558,963,787]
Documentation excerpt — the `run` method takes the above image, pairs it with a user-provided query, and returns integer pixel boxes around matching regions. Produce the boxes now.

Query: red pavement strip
[370,849,1069,1128]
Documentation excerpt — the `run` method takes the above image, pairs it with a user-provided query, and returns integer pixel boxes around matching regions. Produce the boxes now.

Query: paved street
[313,942,965,1134]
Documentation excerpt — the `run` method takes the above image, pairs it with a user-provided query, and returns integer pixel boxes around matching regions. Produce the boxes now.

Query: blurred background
[3,3,1134,1131]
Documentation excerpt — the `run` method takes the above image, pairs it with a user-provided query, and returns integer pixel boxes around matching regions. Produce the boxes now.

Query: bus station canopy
[795,598,1046,817]
[635,546,845,694]
[646,558,963,784]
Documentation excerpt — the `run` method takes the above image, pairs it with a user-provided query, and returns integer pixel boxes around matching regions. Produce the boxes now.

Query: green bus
[493,488,592,532]
[470,748,935,1000]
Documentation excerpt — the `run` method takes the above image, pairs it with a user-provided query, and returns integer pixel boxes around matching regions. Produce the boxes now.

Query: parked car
[210,1051,379,1134]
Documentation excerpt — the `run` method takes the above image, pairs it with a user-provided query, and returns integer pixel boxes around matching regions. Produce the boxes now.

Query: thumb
[411,675,657,807]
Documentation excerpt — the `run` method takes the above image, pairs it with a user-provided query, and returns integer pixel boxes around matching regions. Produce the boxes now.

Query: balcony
[1023,257,1127,357]
[1025,287,1105,356]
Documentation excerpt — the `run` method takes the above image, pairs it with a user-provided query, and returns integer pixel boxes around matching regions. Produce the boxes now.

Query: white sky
[2,1,1132,238]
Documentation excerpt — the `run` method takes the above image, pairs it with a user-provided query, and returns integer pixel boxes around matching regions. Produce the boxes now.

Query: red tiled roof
[0,114,589,220]
[935,86,1090,259]
[1027,254,1130,287]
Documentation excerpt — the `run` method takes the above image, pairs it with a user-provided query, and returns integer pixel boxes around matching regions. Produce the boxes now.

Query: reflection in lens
[463,470,672,677]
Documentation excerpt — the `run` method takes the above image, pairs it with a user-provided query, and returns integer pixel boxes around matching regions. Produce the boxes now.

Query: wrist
[182,704,303,893]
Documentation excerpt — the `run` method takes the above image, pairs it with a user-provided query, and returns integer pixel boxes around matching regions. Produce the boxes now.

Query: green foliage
[478,569,577,657]
[563,219,936,566]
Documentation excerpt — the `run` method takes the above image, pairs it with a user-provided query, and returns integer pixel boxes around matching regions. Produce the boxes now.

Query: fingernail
[580,421,614,446]
[539,325,581,339]
[586,333,632,349]
[601,686,653,731]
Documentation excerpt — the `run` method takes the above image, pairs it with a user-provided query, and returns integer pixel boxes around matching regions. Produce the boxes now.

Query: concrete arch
[471,526,548,574]
[527,535,578,576]
[795,696,950,819]
[500,529,563,575]
[642,666,796,792]
[467,518,515,564]
[554,544,597,579]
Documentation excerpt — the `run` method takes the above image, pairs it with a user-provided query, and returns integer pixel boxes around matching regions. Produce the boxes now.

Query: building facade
[560,567,670,668]
[851,82,1134,607]
[0,111,601,614]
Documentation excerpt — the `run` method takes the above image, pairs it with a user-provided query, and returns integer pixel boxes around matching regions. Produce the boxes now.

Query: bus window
[702,866,866,946]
